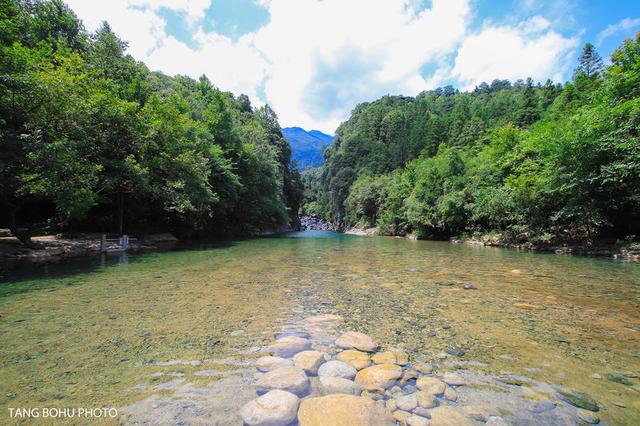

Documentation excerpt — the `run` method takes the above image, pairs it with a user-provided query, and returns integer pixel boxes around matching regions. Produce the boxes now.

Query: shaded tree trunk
[3,198,37,249]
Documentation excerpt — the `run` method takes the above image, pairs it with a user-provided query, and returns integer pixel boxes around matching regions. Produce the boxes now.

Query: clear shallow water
[1,231,639,424]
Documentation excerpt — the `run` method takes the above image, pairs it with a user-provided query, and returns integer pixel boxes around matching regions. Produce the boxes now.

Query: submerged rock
[416,377,446,395]
[297,394,393,425]
[319,376,361,396]
[395,393,418,411]
[293,351,326,375]
[371,351,397,365]
[335,331,378,352]
[318,360,357,380]
[429,406,475,426]
[256,356,294,372]
[239,390,299,426]
[336,349,371,370]
[557,390,599,412]
[255,366,310,396]
[606,373,632,385]
[270,336,312,357]
[356,364,403,389]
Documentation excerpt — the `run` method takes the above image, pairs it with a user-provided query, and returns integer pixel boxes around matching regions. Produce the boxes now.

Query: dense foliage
[0,0,303,245]
[314,36,640,243]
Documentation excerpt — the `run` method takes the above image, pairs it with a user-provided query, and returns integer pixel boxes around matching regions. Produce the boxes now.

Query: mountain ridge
[283,127,334,169]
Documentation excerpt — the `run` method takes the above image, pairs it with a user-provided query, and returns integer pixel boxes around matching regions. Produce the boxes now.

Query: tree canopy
[0,0,303,243]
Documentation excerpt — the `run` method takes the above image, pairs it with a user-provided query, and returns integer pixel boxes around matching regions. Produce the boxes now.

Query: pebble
[371,351,396,364]
[293,350,326,375]
[416,377,446,395]
[576,409,600,424]
[413,363,433,374]
[335,331,378,352]
[240,390,299,426]
[412,407,431,417]
[304,314,343,324]
[317,360,357,380]
[444,386,457,401]
[393,410,410,425]
[396,393,418,411]
[255,366,310,396]
[407,414,429,426]
[485,416,509,426]
[416,391,437,408]
[336,350,371,370]
[442,372,466,386]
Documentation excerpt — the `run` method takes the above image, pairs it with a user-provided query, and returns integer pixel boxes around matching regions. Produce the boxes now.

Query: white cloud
[65,0,580,133]
[597,17,640,46]
[452,17,579,89]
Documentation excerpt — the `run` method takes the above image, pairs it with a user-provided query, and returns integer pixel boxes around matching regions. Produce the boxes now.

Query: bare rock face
[319,376,362,396]
[269,336,312,357]
[293,350,326,375]
[336,350,371,370]
[256,356,294,372]
[335,332,378,352]
[239,390,299,426]
[355,364,403,389]
[318,360,357,380]
[297,394,393,426]
[255,366,310,396]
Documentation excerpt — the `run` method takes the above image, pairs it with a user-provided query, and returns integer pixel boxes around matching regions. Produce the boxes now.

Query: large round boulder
[239,390,299,426]
[297,394,393,425]
[335,331,377,352]
[293,350,326,375]
[255,366,310,396]
[318,360,357,380]
[336,350,371,370]
[319,376,362,396]
[355,364,402,389]
[256,356,294,372]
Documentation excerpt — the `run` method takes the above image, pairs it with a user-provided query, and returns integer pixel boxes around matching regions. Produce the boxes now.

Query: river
[1,231,639,424]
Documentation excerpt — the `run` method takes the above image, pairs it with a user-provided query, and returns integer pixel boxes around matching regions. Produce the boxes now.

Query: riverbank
[330,224,640,262]
[0,231,178,262]
[458,233,640,262]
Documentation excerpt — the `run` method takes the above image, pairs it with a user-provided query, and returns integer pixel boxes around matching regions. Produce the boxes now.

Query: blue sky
[66,0,639,133]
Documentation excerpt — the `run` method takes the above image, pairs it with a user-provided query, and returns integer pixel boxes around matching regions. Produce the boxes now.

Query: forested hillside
[282,127,333,169]
[0,0,303,245]
[310,38,640,244]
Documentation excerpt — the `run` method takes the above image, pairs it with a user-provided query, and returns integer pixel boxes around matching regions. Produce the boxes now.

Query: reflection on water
[0,231,639,424]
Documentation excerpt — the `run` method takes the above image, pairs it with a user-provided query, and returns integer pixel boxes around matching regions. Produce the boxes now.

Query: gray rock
[255,366,310,396]
[240,390,299,426]
[318,360,357,380]
[319,376,361,395]
[396,393,418,411]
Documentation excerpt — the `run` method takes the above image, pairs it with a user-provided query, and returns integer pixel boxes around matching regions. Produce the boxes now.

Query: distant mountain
[283,127,334,169]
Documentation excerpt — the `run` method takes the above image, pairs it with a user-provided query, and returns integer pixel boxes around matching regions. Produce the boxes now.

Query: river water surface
[1,231,639,424]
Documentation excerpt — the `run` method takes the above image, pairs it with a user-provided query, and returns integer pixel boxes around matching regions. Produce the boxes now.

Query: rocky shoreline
[457,236,640,262]
[236,314,605,426]
[0,231,178,262]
